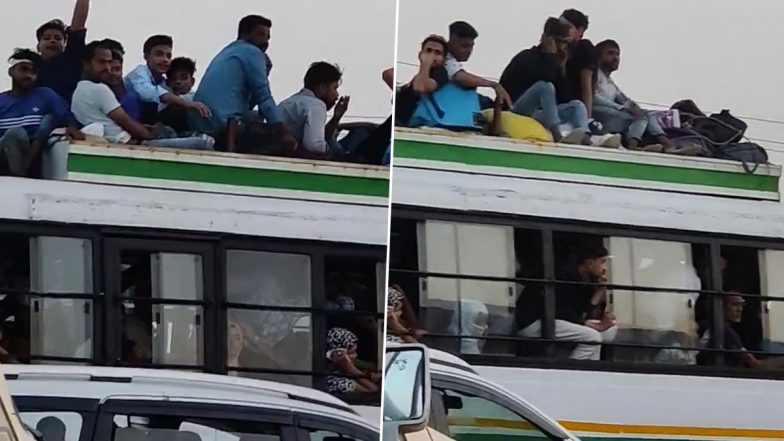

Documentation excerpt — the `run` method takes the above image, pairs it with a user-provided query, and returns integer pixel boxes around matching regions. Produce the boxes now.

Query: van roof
[427,348,478,376]
[3,364,366,424]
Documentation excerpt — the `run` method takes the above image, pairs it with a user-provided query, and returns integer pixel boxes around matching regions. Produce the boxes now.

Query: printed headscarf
[387,287,404,309]
[327,327,358,351]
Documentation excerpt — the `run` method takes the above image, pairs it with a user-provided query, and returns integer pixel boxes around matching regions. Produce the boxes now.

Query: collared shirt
[37,28,87,103]
[124,64,170,110]
[444,53,464,80]
[278,88,331,155]
[190,40,282,136]
[595,69,633,110]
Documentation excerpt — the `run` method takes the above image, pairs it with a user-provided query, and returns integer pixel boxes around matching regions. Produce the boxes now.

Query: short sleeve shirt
[444,53,464,80]
[71,80,124,140]
[564,39,597,103]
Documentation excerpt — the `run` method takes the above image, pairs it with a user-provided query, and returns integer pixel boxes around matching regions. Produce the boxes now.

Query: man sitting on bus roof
[593,39,681,154]
[516,243,617,361]
[278,62,349,160]
[0,49,82,177]
[444,21,512,109]
[188,15,298,154]
[499,17,592,145]
[394,35,449,128]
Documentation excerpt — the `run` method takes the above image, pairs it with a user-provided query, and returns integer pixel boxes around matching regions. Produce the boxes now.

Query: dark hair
[421,34,448,52]
[561,9,589,30]
[449,21,478,39]
[238,15,272,39]
[9,48,43,70]
[82,40,111,62]
[304,62,342,90]
[596,39,620,54]
[169,57,196,76]
[543,17,571,38]
[35,19,66,42]
[101,39,125,55]
[576,243,609,263]
[142,35,173,55]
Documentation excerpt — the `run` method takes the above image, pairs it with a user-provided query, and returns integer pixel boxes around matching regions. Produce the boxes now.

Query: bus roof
[393,128,784,240]
[0,140,389,245]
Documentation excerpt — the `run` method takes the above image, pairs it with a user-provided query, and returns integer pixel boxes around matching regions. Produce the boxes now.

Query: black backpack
[691,110,747,146]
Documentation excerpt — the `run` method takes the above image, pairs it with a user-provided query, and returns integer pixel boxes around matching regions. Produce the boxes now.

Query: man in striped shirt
[0,49,81,177]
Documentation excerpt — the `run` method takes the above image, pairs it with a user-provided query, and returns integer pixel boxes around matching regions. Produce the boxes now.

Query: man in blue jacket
[189,15,297,154]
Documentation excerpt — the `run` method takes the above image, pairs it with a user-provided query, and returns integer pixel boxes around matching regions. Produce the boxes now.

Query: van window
[435,388,555,441]
[19,412,82,441]
[112,415,282,441]
[308,429,369,441]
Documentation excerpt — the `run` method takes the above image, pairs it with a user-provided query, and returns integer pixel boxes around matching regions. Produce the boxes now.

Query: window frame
[93,398,298,441]
[13,396,99,441]
[431,376,563,441]
[390,206,784,381]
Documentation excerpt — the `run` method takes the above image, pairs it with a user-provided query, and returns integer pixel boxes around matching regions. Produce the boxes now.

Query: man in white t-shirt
[445,21,512,109]
[72,40,213,150]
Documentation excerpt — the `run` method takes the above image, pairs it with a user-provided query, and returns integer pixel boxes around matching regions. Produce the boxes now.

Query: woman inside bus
[326,327,380,394]
[386,285,425,343]
[227,318,287,377]
[448,299,489,354]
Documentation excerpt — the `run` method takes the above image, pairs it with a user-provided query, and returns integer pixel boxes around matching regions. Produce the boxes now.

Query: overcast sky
[396,0,784,159]
[1,0,396,123]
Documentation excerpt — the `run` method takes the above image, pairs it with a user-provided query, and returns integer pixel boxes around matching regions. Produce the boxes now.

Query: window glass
[112,414,282,441]
[118,251,204,366]
[417,221,518,356]
[308,429,371,441]
[20,411,83,441]
[0,234,93,363]
[438,388,553,441]
[226,250,311,307]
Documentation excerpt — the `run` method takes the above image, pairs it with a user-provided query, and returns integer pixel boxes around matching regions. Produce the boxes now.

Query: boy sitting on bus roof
[278,62,350,160]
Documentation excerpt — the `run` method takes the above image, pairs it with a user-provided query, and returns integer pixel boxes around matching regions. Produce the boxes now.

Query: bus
[389,127,784,441]
[0,138,389,421]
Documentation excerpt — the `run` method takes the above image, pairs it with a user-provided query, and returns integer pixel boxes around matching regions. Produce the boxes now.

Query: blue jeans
[593,105,665,141]
[511,81,589,131]
[143,124,214,150]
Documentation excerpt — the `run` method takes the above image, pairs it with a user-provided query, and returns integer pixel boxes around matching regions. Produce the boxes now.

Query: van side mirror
[21,422,44,441]
[443,394,464,411]
[382,343,431,438]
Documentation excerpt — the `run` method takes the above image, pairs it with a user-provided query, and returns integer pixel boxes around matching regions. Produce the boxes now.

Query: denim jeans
[142,124,215,151]
[593,105,665,141]
[511,81,589,131]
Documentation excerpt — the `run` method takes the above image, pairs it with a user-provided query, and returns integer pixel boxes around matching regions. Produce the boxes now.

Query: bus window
[416,220,518,357]
[433,388,555,441]
[118,250,205,367]
[0,233,93,364]
[226,250,313,387]
[18,412,82,441]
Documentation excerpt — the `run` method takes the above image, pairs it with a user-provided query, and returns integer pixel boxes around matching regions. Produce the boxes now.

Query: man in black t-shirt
[394,35,449,127]
[35,0,91,103]
[499,18,591,145]
[517,243,617,361]
[560,9,597,118]
[698,294,784,369]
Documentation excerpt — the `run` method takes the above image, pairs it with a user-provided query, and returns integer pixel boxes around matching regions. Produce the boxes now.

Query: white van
[384,344,579,441]
[3,365,377,441]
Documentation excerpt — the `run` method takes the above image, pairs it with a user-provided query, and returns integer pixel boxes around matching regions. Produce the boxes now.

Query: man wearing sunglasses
[34,0,91,103]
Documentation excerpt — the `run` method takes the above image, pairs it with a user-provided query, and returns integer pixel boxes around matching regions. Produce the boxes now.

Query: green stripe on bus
[395,140,778,193]
[68,153,389,198]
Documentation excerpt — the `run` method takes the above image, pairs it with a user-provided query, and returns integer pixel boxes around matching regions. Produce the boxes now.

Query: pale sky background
[396,0,784,160]
[0,0,396,123]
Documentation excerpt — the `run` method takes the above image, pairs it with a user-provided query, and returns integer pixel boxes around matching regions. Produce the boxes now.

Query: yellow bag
[481,109,553,142]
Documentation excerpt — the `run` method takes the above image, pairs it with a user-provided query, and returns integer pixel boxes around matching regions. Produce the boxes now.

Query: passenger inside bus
[386,285,425,344]
[325,327,380,394]
[516,242,617,360]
